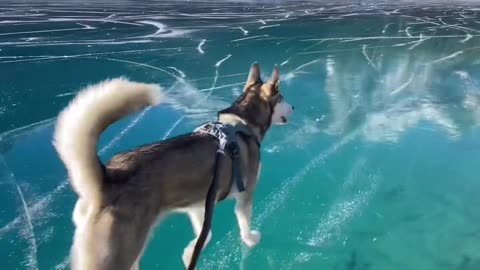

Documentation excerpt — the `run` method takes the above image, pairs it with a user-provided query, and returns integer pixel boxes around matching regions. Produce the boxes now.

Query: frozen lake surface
[1,1,480,269]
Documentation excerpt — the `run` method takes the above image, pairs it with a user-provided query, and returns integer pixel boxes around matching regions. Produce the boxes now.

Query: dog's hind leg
[73,199,88,227]
[71,209,152,270]
[129,260,139,270]
[234,192,261,247]
[128,233,151,270]
[182,205,212,268]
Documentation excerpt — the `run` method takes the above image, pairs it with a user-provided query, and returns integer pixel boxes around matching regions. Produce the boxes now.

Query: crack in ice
[230,35,269,42]
[15,184,38,270]
[197,39,206,54]
[238,27,248,35]
[429,51,463,64]
[391,73,415,95]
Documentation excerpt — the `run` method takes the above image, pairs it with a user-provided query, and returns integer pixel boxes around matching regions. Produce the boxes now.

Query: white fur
[179,163,263,268]
[234,163,262,247]
[180,205,212,267]
[53,77,164,206]
[272,100,294,124]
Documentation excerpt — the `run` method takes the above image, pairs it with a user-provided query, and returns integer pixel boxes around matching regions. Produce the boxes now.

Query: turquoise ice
[1,1,480,269]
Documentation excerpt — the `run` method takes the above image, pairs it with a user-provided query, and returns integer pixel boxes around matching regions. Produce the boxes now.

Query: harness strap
[188,121,260,269]
[187,149,224,270]
[224,123,260,194]
[195,122,260,200]
[218,141,243,201]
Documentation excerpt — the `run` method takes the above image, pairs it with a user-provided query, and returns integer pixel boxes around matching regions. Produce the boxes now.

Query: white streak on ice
[15,184,38,270]
[259,24,280,29]
[230,35,269,42]
[429,51,463,64]
[391,73,415,95]
[215,54,232,67]
[238,27,248,35]
[197,39,206,54]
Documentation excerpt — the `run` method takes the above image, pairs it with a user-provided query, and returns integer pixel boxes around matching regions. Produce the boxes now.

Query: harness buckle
[227,141,240,159]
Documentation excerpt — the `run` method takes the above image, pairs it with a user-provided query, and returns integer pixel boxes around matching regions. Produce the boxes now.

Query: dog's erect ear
[244,62,261,91]
[269,65,280,89]
[260,65,281,99]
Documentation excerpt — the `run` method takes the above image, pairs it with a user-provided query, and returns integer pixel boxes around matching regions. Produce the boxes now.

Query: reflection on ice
[317,36,480,144]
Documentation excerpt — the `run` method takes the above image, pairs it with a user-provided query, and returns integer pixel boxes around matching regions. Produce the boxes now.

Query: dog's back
[103,133,240,210]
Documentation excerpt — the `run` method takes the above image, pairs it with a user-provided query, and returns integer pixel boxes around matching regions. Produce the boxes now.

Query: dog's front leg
[234,192,261,247]
[182,205,212,268]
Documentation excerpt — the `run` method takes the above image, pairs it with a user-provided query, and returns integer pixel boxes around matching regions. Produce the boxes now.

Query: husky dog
[53,63,294,270]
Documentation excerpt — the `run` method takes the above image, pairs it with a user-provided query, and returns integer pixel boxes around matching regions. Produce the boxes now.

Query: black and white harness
[187,121,260,270]
[194,121,260,199]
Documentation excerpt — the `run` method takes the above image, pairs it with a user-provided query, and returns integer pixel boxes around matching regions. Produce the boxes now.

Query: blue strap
[224,124,260,195]
[226,141,245,192]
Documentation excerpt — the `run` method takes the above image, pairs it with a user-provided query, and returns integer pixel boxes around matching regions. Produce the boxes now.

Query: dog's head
[219,63,294,138]
[243,63,294,125]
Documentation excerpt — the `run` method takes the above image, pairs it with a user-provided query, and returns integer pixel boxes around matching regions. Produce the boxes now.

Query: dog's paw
[182,232,212,269]
[241,230,261,247]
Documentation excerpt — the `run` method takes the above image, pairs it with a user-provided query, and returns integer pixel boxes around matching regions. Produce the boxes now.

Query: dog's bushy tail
[53,77,164,205]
